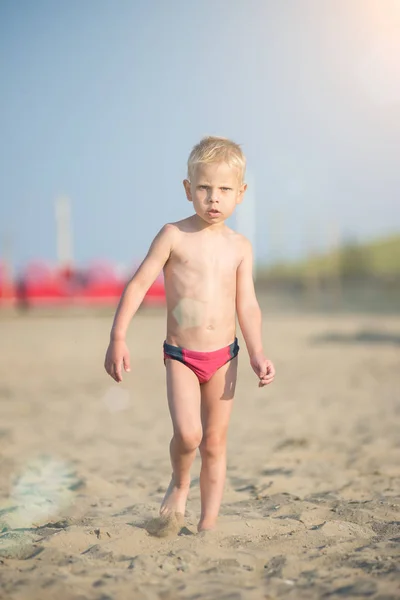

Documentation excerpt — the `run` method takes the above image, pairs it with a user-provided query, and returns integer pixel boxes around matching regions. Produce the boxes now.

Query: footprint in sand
[320,520,375,538]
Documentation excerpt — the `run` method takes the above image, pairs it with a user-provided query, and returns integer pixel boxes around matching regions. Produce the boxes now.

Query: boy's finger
[123,356,131,372]
[114,363,122,382]
[259,374,274,386]
[267,363,276,376]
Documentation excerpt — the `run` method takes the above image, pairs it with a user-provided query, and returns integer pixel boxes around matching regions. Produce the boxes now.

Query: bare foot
[146,512,184,538]
[197,519,217,533]
[160,476,190,517]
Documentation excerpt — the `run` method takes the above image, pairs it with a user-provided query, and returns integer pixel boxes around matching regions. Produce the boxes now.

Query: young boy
[104,136,275,532]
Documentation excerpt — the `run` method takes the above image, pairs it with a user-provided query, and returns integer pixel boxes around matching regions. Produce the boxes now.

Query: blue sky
[1,0,399,269]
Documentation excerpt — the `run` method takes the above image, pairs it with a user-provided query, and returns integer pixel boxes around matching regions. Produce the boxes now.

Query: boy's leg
[160,359,202,517]
[198,357,237,531]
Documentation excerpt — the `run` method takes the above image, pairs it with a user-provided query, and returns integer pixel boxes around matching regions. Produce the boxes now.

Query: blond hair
[187,136,246,182]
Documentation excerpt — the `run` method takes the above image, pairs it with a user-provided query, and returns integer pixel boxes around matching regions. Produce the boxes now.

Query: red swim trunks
[163,338,239,384]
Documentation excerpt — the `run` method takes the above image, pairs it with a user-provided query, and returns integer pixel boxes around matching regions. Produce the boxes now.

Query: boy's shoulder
[223,226,253,251]
[158,217,194,236]
[155,221,185,243]
[153,219,193,250]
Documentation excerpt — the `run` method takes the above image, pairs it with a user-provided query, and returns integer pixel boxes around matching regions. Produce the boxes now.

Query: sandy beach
[0,308,399,599]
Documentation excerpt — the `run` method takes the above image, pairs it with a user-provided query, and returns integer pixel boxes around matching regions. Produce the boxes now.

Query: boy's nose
[209,190,219,202]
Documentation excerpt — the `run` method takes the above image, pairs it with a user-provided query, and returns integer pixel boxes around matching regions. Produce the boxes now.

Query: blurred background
[0,0,399,312]
[1,4,400,596]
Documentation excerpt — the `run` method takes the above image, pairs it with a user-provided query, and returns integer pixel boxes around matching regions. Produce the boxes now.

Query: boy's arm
[236,238,275,387]
[105,224,176,382]
[110,224,175,341]
[236,238,263,357]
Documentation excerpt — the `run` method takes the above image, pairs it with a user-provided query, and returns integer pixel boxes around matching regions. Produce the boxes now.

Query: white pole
[55,196,73,267]
[236,170,256,279]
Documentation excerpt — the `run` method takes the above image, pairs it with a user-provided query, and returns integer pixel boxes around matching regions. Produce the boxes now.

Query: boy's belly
[165,295,237,351]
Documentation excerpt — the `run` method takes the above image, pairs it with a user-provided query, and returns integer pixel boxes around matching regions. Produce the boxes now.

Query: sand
[0,308,399,599]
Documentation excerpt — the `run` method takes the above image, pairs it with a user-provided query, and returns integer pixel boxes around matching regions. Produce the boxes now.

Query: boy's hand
[250,354,275,387]
[104,340,131,383]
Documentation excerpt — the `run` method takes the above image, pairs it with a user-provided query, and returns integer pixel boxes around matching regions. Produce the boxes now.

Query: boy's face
[184,162,246,225]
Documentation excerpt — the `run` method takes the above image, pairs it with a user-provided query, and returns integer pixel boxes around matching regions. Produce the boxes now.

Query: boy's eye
[197,185,231,191]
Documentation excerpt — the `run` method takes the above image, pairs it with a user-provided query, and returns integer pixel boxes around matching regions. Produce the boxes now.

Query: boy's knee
[173,429,202,453]
[200,431,226,458]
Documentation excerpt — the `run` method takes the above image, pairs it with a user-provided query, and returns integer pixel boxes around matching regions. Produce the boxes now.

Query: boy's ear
[183,179,192,202]
[237,182,247,205]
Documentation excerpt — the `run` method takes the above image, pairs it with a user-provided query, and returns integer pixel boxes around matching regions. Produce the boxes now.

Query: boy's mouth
[208,209,220,215]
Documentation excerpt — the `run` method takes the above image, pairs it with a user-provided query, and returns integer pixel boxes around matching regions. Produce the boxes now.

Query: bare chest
[167,239,239,284]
